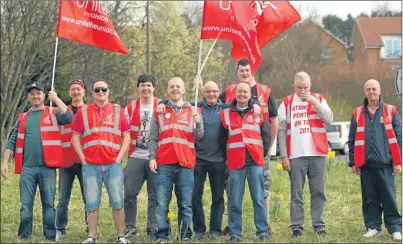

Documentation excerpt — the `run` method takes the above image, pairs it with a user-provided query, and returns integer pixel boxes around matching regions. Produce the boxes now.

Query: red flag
[57,1,128,55]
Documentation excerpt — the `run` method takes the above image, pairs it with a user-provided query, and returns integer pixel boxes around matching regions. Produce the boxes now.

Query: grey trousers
[124,157,157,231]
[289,156,327,233]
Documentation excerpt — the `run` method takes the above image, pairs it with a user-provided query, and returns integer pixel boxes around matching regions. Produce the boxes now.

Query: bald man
[149,77,204,243]
[348,79,402,241]
[219,82,271,242]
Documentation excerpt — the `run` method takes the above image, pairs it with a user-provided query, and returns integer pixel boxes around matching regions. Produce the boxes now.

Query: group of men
[1,58,402,243]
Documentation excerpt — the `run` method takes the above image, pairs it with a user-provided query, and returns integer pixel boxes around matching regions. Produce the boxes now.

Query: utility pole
[146,0,151,73]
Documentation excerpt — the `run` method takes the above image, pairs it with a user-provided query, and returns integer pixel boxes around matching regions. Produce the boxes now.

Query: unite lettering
[219,1,278,26]
[76,1,107,16]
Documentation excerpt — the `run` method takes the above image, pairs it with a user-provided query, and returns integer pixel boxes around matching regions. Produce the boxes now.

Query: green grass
[1,160,401,243]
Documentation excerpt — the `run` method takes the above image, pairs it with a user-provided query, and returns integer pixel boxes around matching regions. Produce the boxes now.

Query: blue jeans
[82,162,124,211]
[229,165,268,239]
[18,166,56,241]
[56,163,87,234]
[154,164,194,240]
[192,159,226,235]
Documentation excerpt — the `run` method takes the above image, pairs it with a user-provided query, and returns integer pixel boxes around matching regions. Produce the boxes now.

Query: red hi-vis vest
[283,93,328,156]
[220,108,264,170]
[155,106,200,169]
[126,97,159,157]
[225,82,272,120]
[60,105,82,167]
[80,104,123,165]
[14,106,64,174]
[353,103,402,167]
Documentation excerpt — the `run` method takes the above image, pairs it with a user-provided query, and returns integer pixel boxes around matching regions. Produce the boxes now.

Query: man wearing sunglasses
[56,79,87,241]
[123,74,159,240]
[71,80,131,244]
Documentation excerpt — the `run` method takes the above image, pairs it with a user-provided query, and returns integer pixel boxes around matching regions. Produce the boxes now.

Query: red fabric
[57,1,128,54]
[61,105,83,167]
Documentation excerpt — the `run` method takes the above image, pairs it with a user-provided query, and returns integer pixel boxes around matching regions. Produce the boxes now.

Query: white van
[325,121,351,154]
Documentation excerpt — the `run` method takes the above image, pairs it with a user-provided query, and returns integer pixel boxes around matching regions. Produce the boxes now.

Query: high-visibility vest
[283,93,328,156]
[220,107,264,170]
[60,105,82,167]
[155,106,200,169]
[353,103,402,167]
[14,106,63,174]
[126,97,158,157]
[80,104,123,165]
[225,82,272,120]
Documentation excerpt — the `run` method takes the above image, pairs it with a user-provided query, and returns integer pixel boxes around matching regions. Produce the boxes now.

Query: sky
[289,1,402,21]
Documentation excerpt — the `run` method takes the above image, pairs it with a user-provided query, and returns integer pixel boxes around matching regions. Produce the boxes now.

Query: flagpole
[49,37,59,110]
[194,40,203,112]
[200,30,222,73]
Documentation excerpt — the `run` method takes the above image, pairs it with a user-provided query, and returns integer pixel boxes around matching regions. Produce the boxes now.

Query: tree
[371,2,402,17]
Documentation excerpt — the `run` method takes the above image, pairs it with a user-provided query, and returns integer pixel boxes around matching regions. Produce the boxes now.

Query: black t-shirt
[219,84,278,118]
[71,105,79,115]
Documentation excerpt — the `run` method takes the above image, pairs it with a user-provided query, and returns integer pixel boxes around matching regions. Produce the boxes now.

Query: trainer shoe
[82,237,97,243]
[391,232,402,241]
[223,226,230,236]
[363,228,381,237]
[292,230,303,238]
[117,236,131,243]
[124,227,139,238]
[55,230,64,242]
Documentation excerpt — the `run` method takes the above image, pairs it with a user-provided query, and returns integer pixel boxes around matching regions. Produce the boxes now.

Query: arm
[277,102,288,158]
[312,97,333,125]
[261,118,271,157]
[124,106,131,123]
[347,115,357,167]
[48,91,68,113]
[148,114,159,161]
[72,133,86,164]
[116,132,131,163]
[56,109,73,125]
[219,91,226,103]
[218,120,229,161]
[1,120,19,179]
[268,93,278,150]
[192,114,204,140]
[392,111,402,151]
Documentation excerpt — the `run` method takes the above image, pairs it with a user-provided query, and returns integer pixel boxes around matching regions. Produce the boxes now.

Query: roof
[301,19,348,49]
[356,17,402,47]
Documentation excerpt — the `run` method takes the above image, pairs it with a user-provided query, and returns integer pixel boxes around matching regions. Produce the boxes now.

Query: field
[1,160,401,243]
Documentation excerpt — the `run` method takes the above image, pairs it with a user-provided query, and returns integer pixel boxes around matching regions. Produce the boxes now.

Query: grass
[1,159,401,243]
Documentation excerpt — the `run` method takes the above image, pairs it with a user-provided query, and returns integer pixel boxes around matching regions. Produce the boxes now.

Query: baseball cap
[26,82,44,93]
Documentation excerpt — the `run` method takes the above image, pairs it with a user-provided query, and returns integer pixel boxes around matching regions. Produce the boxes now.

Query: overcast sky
[289,1,402,21]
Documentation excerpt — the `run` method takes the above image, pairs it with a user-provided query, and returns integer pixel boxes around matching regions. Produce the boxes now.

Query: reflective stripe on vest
[82,140,121,150]
[158,113,194,145]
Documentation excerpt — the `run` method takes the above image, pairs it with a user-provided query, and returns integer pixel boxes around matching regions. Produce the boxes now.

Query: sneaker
[147,229,157,240]
[363,228,381,237]
[223,226,230,236]
[316,230,328,236]
[209,233,220,240]
[182,237,191,244]
[292,230,303,238]
[124,227,139,238]
[229,236,241,243]
[391,232,402,241]
[82,237,97,244]
[55,231,64,242]
[258,235,268,241]
[155,239,166,244]
[195,232,206,240]
[117,237,131,243]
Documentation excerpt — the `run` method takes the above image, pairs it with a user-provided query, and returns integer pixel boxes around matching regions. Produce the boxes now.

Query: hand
[352,166,361,175]
[393,165,402,174]
[48,91,60,103]
[193,113,201,124]
[1,162,8,180]
[193,75,203,88]
[282,157,291,172]
[116,158,122,164]
[299,92,316,103]
[252,104,261,116]
[150,159,158,173]
[157,103,166,114]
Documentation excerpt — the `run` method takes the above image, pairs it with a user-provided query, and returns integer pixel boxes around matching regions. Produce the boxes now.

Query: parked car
[325,121,350,154]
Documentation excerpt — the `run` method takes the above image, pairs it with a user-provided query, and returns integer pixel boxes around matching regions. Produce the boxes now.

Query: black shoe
[292,230,303,238]
[147,229,157,240]
[258,235,268,241]
[124,227,139,238]
[223,226,230,236]
[195,233,206,240]
[316,230,328,236]
[209,233,220,240]
[229,236,241,243]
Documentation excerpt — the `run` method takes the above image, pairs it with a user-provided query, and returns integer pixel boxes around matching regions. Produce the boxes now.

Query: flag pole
[194,39,203,112]
[200,30,222,73]
[49,37,59,110]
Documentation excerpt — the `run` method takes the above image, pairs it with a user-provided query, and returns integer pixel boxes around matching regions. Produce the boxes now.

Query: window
[385,39,401,59]
[325,124,340,133]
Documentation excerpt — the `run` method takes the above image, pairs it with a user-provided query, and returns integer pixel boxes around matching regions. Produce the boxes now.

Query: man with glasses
[56,79,87,241]
[71,80,131,244]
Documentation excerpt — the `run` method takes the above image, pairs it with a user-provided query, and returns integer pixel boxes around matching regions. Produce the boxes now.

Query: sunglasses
[94,87,108,93]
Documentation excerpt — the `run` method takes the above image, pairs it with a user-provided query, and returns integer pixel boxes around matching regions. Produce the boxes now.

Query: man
[123,74,158,239]
[347,79,402,241]
[71,80,131,244]
[1,81,73,242]
[149,77,204,243]
[217,59,278,235]
[219,82,270,243]
[278,71,333,237]
[56,79,87,241]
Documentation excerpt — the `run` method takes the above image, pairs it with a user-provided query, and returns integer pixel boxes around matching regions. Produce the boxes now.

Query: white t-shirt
[278,94,330,159]
[124,102,154,159]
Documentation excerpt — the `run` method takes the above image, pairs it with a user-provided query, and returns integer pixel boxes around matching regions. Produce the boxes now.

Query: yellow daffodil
[276,163,283,170]
[279,193,285,200]
[167,211,174,222]
[327,151,335,159]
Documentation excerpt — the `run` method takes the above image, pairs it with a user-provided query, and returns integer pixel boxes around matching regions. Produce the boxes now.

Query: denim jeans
[56,163,87,234]
[82,162,124,211]
[192,159,226,236]
[18,166,56,241]
[154,164,194,240]
[229,165,268,239]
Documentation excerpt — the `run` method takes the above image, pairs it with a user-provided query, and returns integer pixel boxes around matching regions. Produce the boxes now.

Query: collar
[201,98,222,108]
[92,102,110,110]
[363,97,383,109]
[230,99,254,112]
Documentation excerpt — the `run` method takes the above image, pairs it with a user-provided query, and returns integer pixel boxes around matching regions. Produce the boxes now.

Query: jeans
[56,163,87,234]
[82,162,124,211]
[154,164,194,240]
[192,159,226,236]
[229,165,268,239]
[18,166,56,241]
[124,157,157,232]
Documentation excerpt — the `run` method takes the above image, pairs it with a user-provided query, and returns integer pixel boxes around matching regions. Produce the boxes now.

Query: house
[352,17,402,72]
